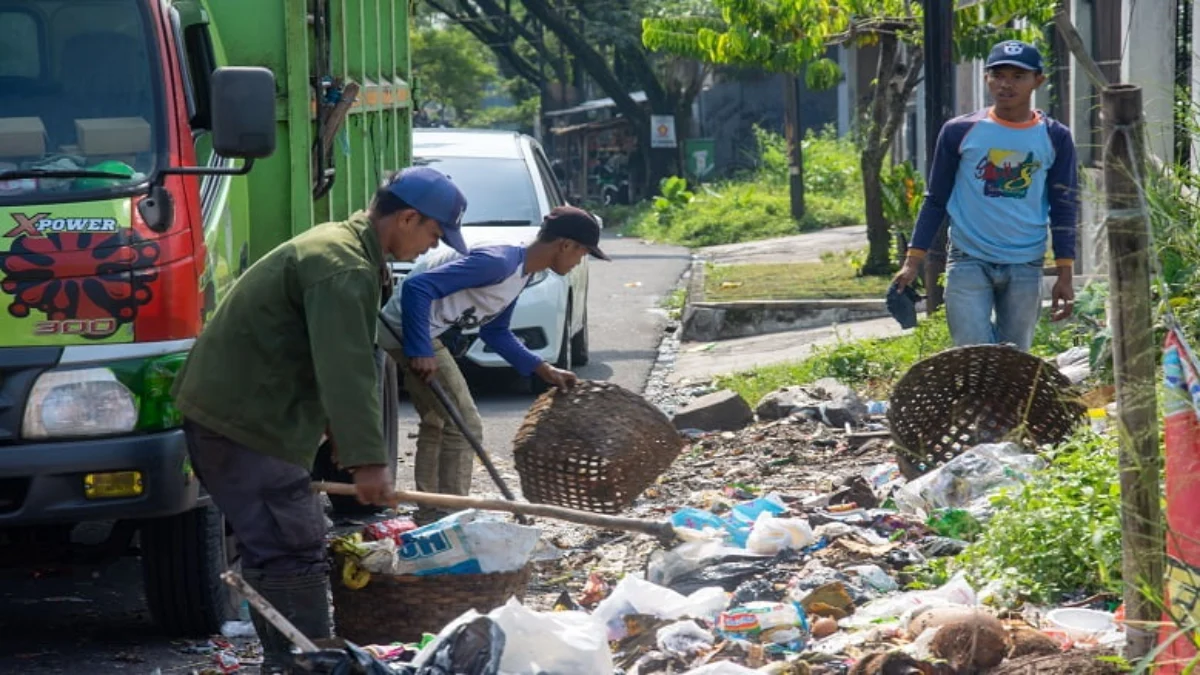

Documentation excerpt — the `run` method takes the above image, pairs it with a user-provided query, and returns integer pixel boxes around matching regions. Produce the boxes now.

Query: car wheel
[571,301,589,366]
[313,349,400,516]
[532,303,572,395]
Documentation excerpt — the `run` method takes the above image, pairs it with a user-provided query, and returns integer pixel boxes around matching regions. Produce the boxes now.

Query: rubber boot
[243,569,332,674]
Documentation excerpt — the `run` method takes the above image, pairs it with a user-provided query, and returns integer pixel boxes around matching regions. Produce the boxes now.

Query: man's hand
[1051,267,1075,322]
[351,464,397,506]
[535,362,577,392]
[408,356,438,383]
[892,256,922,292]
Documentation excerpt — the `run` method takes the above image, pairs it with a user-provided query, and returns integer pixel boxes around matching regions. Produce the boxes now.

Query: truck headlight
[24,368,138,439]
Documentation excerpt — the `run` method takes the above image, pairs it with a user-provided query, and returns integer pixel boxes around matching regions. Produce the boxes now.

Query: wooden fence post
[1102,83,1165,662]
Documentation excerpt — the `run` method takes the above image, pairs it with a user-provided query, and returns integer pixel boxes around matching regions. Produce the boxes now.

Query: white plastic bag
[679,663,760,675]
[593,574,728,641]
[744,512,816,555]
[489,598,614,675]
[842,572,977,628]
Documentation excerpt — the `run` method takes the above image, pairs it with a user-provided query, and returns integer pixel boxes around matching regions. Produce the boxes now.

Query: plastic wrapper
[716,601,810,650]
[894,442,1045,517]
[363,516,418,545]
[844,564,899,593]
[656,620,715,658]
[647,539,770,592]
[841,572,977,629]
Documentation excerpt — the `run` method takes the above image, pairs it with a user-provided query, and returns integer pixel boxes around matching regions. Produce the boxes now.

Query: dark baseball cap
[986,40,1043,73]
[540,206,610,261]
[886,282,923,330]
[383,166,469,254]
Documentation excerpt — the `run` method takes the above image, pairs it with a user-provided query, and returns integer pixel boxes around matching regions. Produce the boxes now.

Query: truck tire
[141,503,237,637]
[313,348,401,516]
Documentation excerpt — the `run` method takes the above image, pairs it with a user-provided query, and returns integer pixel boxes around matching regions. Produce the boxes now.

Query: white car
[390,129,592,383]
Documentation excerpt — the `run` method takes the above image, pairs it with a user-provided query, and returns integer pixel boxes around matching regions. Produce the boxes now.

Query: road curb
[681,297,891,342]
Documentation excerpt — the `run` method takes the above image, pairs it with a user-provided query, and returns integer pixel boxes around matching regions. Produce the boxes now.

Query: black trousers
[183,419,329,577]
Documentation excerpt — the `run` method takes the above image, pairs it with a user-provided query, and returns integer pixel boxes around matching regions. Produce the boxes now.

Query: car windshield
[412,155,540,226]
[0,0,163,203]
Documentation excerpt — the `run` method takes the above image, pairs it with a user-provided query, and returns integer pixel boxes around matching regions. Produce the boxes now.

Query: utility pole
[1103,83,1164,663]
[783,74,805,221]
[922,0,954,314]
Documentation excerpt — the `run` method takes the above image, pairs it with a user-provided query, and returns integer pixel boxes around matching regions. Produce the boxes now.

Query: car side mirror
[210,67,276,160]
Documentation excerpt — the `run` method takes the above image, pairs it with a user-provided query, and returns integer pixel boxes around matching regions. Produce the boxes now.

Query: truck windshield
[0,0,164,203]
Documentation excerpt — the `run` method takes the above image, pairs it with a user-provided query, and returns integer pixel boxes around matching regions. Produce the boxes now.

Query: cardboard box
[0,117,47,157]
[75,117,151,156]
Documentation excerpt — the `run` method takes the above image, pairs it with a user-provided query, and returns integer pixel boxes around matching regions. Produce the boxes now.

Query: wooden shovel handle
[312,481,676,541]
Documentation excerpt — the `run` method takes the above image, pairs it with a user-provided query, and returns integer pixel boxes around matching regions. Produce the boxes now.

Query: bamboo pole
[312,481,678,541]
[220,571,319,653]
[1102,83,1164,662]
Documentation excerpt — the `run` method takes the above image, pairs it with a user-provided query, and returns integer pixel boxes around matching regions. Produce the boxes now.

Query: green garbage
[926,508,982,541]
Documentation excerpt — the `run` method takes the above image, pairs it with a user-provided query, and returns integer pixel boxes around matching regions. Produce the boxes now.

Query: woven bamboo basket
[887,344,1085,478]
[330,562,531,645]
[512,380,684,513]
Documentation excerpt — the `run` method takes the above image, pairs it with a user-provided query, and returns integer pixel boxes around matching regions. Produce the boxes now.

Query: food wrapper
[717,601,810,650]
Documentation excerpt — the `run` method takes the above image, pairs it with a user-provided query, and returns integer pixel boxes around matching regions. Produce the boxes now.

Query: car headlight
[24,368,138,439]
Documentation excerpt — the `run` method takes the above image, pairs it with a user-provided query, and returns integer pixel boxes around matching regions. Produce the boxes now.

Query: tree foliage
[411,22,499,123]
[643,0,1057,274]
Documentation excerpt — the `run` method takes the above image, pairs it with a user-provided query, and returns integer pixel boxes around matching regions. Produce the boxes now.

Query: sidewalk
[677,226,900,383]
[699,225,866,265]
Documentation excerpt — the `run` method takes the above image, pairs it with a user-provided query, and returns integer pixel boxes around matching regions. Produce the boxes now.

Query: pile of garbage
[282,382,1125,675]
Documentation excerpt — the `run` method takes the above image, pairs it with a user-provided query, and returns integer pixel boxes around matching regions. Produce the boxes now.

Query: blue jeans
[944,252,1044,351]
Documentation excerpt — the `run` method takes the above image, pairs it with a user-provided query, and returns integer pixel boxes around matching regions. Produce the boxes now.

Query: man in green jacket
[171,167,467,670]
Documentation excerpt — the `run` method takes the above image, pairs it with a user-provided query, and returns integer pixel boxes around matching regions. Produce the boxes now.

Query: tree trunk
[861,151,892,275]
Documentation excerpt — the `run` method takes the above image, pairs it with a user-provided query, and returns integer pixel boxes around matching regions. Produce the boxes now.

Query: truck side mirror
[210,67,276,160]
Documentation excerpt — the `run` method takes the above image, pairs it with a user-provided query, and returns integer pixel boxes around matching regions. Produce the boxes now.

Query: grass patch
[661,287,687,320]
[628,125,865,247]
[715,313,953,404]
[713,310,1082,405]
[704,259,891,302]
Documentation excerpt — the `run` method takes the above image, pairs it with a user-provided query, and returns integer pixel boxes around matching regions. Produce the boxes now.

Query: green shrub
[913,430,1123,606]
[632,125,865,246]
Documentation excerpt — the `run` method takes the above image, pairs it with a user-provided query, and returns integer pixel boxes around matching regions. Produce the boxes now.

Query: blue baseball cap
[986,40,1043,73]
[383,166,469,254]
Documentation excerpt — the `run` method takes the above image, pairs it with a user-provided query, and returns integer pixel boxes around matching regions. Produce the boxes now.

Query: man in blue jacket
[894,40,1079,351]
[379,206,609,522]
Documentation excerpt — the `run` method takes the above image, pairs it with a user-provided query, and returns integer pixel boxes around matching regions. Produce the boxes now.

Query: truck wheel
[314,349,401,516]
[141,504,238,637]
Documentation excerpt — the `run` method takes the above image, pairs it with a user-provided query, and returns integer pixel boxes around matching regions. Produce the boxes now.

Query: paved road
[0,234,689,675]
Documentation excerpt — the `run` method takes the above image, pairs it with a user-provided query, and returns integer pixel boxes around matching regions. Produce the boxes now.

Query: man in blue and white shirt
[894,39,1079,351]
[379,206,609,519]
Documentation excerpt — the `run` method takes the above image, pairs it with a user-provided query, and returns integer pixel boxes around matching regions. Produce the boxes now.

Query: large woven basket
[331,563,531,645]
[887,344,1085,478]
[512,380,684,513]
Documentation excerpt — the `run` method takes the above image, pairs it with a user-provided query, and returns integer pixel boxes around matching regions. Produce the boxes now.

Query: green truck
[0,0,409,635]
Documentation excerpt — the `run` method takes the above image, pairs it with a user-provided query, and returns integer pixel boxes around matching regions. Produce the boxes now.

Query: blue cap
[384,166,469,254]
[986,40,1043,72]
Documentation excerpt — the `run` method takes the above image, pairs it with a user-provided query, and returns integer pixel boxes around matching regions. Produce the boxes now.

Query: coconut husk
[929,615,1008,672]
[989,649,1126,674]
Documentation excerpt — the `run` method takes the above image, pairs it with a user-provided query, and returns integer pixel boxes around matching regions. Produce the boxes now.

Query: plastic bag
[894,443,1045,517]
[414,616,505,675]
[744,512,816,555]
[669,494,787,548]
[394,510,540,576]
[844,564,899,593]
[592,574,728,641]
[842,572,977,628]
[489,599,613,675]
[657,620,714,658]
[647,539,770,589]
[679,663,760,675]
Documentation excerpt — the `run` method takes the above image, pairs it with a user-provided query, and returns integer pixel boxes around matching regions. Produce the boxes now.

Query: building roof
[543,91,648,118]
